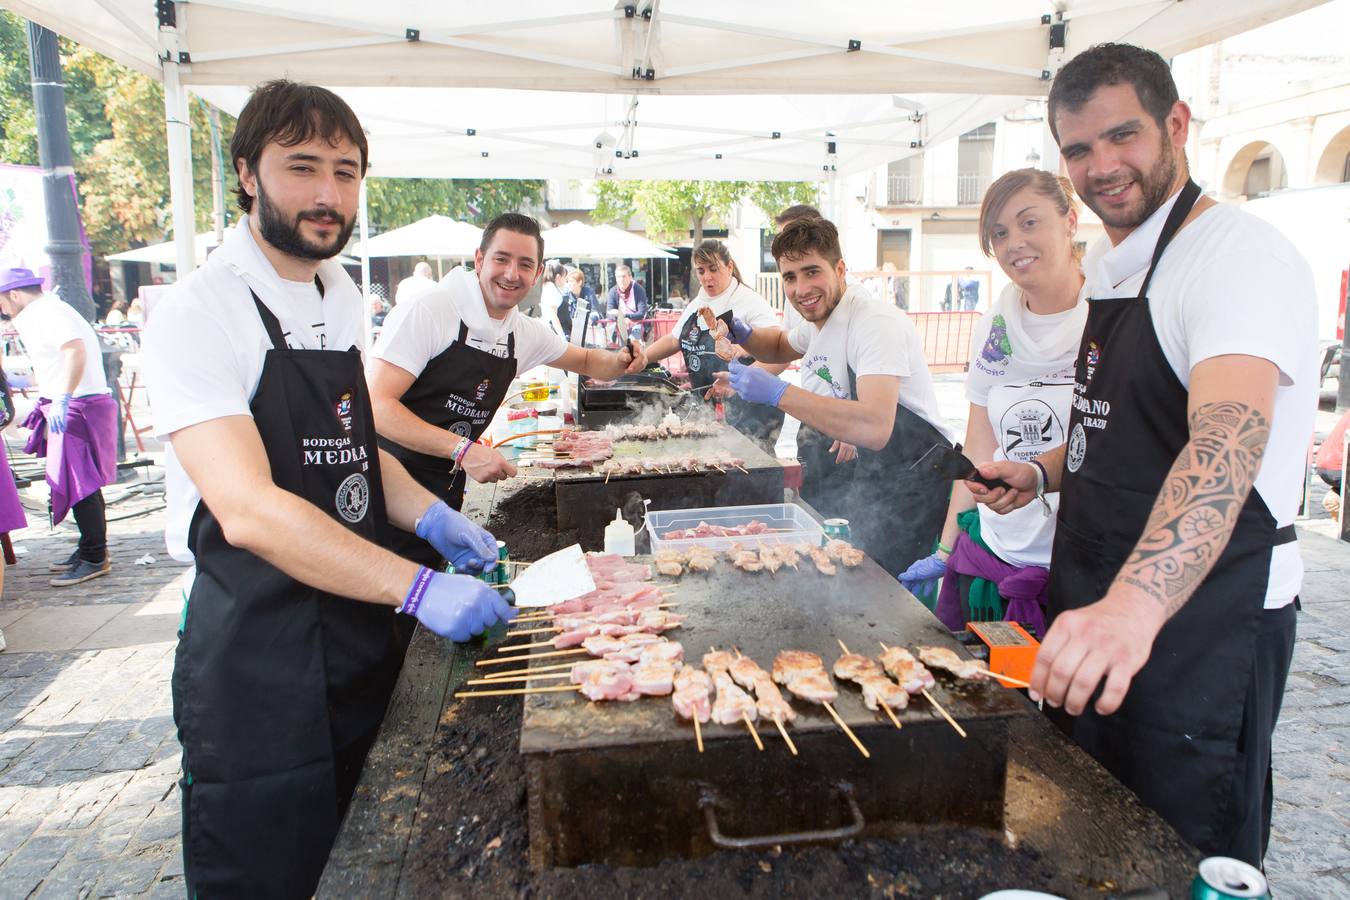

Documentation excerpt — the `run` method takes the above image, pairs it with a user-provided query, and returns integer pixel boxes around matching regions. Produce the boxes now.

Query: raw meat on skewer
[728,544,762,572]
[728,655,768,692]
[571,660,639,702]
[879,646,937,694]
[672,667,714,722]
[781,669,838,703]
[702,649,736,676]
[685,547,718,573]
[771,650,839,703]
[832,652,885,681]
[771,650,825,685]
[918,645,991,680]
[751,676,797,723]
[711,672,758,725]
[632,661,680,696]
[758,545,783,574]
[857,674,911,711]
[639,640,685,665]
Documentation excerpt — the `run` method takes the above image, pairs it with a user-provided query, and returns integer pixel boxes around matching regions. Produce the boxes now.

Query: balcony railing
[956,173,991,205]
[886,174,920,205]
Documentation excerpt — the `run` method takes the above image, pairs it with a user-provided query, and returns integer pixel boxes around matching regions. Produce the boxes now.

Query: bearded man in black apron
[367,213,648,569]
[968,44,1317,868]
[721,215,955,575]
[142,82,518,898]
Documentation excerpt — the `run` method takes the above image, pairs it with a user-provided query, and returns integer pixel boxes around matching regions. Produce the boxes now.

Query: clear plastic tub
[645,503,824,554]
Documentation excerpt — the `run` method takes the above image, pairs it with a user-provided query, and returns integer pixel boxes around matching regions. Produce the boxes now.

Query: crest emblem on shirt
[1084,339,1101,384]
[980,314,1012,365]
[335,473,369,524]
[1000,399,1062,459]
[474,378,491,403]
[334,389,354,433]
[1066,423,1087,474]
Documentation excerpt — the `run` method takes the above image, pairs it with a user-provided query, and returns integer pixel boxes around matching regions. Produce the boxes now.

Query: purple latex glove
[48,393,72,435]
[728,316,753,344]
[727,359,788,407]
[898,553,947,592]
[415,500,498,574]
[399,568,516,642]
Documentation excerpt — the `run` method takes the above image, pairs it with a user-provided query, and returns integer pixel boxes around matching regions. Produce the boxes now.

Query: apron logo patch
[448,421,472,438]
[1084,339,1101,384]
[1066,422,1087,473]
[980,314,1012,365]
[688,354,702,372]
[335,473,370,523]
[473,378,491,402]
[334,389,354,433]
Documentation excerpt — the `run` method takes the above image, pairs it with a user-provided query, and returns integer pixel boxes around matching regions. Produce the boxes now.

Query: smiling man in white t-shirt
[723,214,954,574]
[967,44,1317,867]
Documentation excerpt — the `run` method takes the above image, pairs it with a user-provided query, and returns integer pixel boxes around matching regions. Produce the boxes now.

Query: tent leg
[360,180,373,350]
[161,40,196,277]
[436,256,443,278]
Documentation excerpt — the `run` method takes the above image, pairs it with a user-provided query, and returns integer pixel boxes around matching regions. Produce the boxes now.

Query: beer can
[822,518,851,545]
[1191,857,1269,900]
[496,541,509,585]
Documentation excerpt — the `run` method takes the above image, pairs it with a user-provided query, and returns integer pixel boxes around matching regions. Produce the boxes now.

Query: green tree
[365,177,545,231]
[746,181,820,229]
[594,179,819,246]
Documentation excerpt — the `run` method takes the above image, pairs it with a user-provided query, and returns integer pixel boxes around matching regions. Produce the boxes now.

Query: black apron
[1048,180,1297,854]
[174,287,403,899]
[797,365,952,576]
[377,321,517,568]
[677,300,785,455]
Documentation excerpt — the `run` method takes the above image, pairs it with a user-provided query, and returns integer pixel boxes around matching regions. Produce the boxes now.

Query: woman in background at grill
[899,170,1086,634]
[641,240,789,455]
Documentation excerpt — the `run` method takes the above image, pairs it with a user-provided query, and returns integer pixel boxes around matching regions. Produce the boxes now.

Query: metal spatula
[909,444,1013,491]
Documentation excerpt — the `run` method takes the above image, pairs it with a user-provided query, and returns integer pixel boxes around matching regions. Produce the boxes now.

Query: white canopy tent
[10,0,1330,275]
[355,215,482,258]
[104,226,360,265]
[542,221,675,260]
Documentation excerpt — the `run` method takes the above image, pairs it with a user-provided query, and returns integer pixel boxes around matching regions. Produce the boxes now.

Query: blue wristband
[398,567,435,616]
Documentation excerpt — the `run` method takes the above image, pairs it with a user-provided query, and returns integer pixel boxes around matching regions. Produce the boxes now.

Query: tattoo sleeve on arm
[1115,400,1271,617]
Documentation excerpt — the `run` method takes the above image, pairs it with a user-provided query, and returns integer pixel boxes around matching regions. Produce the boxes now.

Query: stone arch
[1221,140,1290,198]
[1313,124,1350,186]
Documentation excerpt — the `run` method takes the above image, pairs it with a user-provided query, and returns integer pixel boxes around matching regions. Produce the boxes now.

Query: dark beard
[1089,135,1179,231]
[255,182,354,261]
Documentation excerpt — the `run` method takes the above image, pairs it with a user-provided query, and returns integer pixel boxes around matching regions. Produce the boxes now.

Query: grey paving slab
[0,605,130,653]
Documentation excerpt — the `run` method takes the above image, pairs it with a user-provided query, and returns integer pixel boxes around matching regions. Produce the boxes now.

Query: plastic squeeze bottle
[604,508,636,556]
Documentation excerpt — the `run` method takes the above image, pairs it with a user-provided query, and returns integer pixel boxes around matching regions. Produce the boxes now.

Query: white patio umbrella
[105,228,360,266]
[541,221,675,260]
[356,215,483,259]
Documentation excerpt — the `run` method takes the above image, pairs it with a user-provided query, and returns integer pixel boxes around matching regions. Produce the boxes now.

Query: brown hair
[775,204,823,227]
[770,216,842,267]
[231,80,368,214]
[480,213,545,266]
[978,169,1078,257]
[1047,43,1179,144]
[692,240,744,285]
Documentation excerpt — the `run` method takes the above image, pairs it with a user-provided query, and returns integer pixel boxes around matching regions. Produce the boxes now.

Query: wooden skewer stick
[492,429,567,448]
[482,661,576,679]
[822,701,869,758]
[497,639,557,652]
[504,626,562,636]
[511,600,681,622]
[921,688,967,739]
[455,684,581,699]
[477,648,589,667]
[465,671,571,686]
[693,716,704,754]
[742,712,764,751]
[772,717,798,755]
[988,671,1032,689]
[712,465,727,474]
[735,465,750,474]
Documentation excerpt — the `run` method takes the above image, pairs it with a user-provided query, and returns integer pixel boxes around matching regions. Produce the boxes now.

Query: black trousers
[71,489,107,563]
[1224,601,1298,868]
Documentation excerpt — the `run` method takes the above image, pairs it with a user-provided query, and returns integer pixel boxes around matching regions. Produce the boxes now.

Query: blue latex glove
[401,570,517,642]
[415,500,498,575]
[728,316,753,344]
[48,393,72,435]
[727,359,789,407]
[898,553,947,592]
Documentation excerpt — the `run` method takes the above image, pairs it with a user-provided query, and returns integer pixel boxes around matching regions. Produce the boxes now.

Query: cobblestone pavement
[0,384,1347,897]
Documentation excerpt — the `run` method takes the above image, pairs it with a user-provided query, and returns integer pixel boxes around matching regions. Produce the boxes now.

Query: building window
[957,122,996,205]
[886,156,922,204]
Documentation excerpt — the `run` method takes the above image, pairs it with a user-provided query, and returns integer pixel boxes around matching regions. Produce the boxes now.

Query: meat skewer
[771,650,869,758]
[730,648,797,755]
[806,544,837,576]
[880,642,967,739]
[672,666,714,752]
[454,683,582,699]
[835,639,904,729]
[709,647,763,750]
[918,645,992,681]
[824,539,866,567]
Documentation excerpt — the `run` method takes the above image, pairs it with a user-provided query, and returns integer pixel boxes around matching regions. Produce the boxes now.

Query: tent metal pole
[159,11,197,277]
[359,180,372,350]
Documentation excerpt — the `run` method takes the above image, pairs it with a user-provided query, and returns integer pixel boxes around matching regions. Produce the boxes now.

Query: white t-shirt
[142,216,366,562]
[966,282,1087,568]
[787,286,951,442]
[13,294,110,398]
[675,281,780,338]
[540,282,565,334]
[1082,192,1319,607]
[372,266,568,381]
